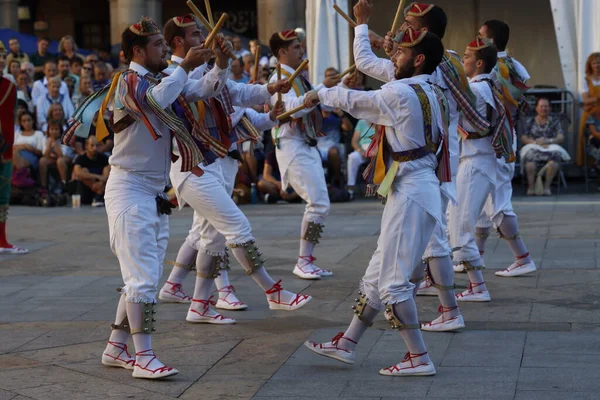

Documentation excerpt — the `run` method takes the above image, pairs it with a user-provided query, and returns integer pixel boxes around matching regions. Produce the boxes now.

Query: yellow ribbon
[373,128,387,184]
[95,71,122,142]
[376,160,399,197]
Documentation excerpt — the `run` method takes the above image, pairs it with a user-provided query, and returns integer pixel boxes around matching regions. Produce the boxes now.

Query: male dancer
[468,20,536,279]
[66,16,230,379]
[269,30,340,280]
[375,2,488,329]
[0,41,28,254]
[158,15,311,323]
[449,37,512,302]
[303,13,447,376]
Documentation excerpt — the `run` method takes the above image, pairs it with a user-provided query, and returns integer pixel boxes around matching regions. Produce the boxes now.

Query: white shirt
[582,77,600,93]
[109,61,228,182]
[318,75,443,180]
[460,74,498,178]
[496,51,530,82]
[352,24,459,178]
[267,63,325,142]
[14,130,45,152]
[31,77,70,105]
[35,93,75,132]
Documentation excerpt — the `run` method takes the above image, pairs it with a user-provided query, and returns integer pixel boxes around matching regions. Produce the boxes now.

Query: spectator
[520,97,569,196]
[64,75,77,99]
[249,39,269,67]
[6,38,29,68]
[58,35,84,62]
[232,36,250,59]
[73,136,110,207]
[92,62,110,91]
[29,37,54,81]
[58,55,80,95]
[31,60,69,105]
[8,60,20,81]
[40,120,74,193]
[12,111,45,172]
[258,150,301,203]
[346,119,376,199]
[36,77,74,132]
[242,53,253,79]
[317,68,352,187]
[20,61,35,83]
[46,103,68,131]
[81,62,93,78]
[73,75,94,107]
[0,43,14,84]
[14,99,28,133]
[85,53,99,65]
[586,109,600,189]
[578,52,600,165]
[16,71,33,112]
[230,58,249,83]
[70,56,84,77]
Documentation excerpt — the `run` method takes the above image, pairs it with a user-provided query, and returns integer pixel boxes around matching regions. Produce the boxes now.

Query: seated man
[258,150,301,203]
[346,119,376,199]
[72,136,110,207]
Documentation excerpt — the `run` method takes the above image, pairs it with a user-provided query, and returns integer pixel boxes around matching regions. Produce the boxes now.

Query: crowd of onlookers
[4,31,600,208]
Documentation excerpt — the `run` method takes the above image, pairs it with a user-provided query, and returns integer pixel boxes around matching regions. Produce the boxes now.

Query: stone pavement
[1,193,600,400]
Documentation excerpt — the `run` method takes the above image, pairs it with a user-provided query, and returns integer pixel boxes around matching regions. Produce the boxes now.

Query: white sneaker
[293,265,321,280]
[453,263,466,273]
[315,267,334,277]
[416,279,438,296]
[421,311,465,332]
[101,341,135,370]
[379,352,436,376]
[456,282,491,302]
[159,281,192,303]
[186,298,236,324]
[495,261,537,277]
[304,332,356,365]
[215,285,248,311]
[131,350,178,379]
[266,280,312,311]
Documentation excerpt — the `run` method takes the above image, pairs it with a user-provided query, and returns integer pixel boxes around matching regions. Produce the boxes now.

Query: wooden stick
[187,1,212,29]
[390,0,405,35]
[276,63,282,102]
[277,104,307,121]
[339,64,356,79]
[286,59,309,85]
[204,0,214,26]
[204,13,227,49]
[333,4,357,28]
[252,45,261,83]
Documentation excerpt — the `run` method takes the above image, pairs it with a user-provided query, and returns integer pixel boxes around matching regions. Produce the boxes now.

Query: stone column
[256,0,306,45]
[109,0,146,46]
[146,0,163,27]
[0,0,19,31]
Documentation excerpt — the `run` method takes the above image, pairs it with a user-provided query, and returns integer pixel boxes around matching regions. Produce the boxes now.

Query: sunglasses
[83,67,92,71]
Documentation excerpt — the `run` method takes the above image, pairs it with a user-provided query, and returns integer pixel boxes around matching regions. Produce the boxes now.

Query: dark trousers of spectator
[76,181,97,205]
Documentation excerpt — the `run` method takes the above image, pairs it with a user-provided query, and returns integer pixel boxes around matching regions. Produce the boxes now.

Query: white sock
[298,217,317,270]
[466,269,487,292]
[108,294,129,344]
[192,252,217,302]
[475,227,490,253]
[126,302,168,371]
[428,256,459,316]
[215,269,231,294]
[391,300,429,358]
[165,242,197,285]
[499,216,533,264]
[340,305,380,351]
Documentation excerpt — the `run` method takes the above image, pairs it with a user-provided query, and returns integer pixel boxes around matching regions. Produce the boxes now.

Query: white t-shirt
[14,130,45,152]
[583,77,600,93]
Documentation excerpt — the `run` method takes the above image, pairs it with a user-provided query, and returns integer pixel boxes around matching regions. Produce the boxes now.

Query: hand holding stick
[286,59,309,85]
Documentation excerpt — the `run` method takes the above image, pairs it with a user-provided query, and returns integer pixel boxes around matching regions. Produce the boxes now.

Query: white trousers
[423,195,451,260]
[105,169,168,303]
[347,151,368,187]
[181,158,253,255]
[360,170,440,308]
[276,141,330,222]
[477,158,516,229]
[449,160,494,262]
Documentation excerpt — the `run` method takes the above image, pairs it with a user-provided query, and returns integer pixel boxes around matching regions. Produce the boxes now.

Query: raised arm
[353,24,395,83]
[228,79,271,107]
[181,64,229,102]
[244,107,278,132]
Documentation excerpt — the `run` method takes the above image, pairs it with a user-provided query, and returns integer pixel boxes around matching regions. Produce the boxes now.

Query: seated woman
[346,119,376,200]
[586,109,600,189]
[12,111,45,173]
[39,121,74,193]
[258,150,300,204]
[519,97,570,196]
